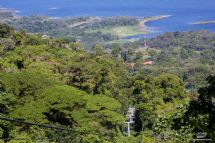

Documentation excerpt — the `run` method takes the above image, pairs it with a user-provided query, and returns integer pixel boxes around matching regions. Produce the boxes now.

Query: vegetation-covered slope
[3,15,141,49]
[0,23,131,142]
[0,24,214,143]
[118,31,215,91]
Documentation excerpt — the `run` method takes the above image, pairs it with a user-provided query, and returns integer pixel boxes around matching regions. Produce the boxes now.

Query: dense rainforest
[0,22,214,143]
[1,13,214,92]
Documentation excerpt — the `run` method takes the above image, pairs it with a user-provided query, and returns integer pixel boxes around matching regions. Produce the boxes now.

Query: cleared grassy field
[90,25,146,37]
[85,19,149,38]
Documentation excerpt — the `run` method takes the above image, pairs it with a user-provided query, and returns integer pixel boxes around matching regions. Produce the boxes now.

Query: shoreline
[120,15,172,40]
[142,15,172,23]
[139,15,171,34]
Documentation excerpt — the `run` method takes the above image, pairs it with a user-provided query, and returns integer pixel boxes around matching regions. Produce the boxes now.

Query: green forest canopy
[0,23,214,143]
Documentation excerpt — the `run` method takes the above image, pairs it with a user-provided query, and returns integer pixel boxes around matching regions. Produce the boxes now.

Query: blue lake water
[1,0,215,36]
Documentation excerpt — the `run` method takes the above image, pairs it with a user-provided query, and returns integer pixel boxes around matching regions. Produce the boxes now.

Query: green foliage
[0,38,15,52]
[0,71,56,97]
[135,52,143,62]
[123,31,215,91]
[148,31,215,50]
[133,73,187,112]
[135,103,156,131]
[0,23,214,142]
[184,75,215,140]
[93,44,105,55]
[153,113,192,142]
[0,25,129,142]
[11,85,86,124]
[133,73,189,142]
[121,50,129,62]
[111,44,121,57]
[5,16,139,49]
[85,95,121,112]
[0,74,125,142]
[114,135,137,143]
[0,23,13,38]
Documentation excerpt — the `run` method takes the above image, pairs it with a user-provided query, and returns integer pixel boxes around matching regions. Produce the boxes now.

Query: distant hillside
[3,15,137,48]
[119,30,215,90]
[0,11,170,49]
[147,31,215,50]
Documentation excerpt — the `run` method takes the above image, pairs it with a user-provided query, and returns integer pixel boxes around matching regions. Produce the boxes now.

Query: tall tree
[186,75,215,141]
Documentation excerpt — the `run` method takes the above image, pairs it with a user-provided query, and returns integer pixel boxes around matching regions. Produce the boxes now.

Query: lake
[1,0,215,36]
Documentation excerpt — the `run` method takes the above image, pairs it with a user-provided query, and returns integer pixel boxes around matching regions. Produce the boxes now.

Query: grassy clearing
[107,26,146,37]
[86,24,147,38]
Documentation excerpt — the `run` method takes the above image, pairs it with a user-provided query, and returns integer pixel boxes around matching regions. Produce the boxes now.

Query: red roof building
[143,61,153,65]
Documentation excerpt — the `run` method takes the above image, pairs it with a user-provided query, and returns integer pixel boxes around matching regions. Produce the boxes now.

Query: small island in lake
[192,20,215,25]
